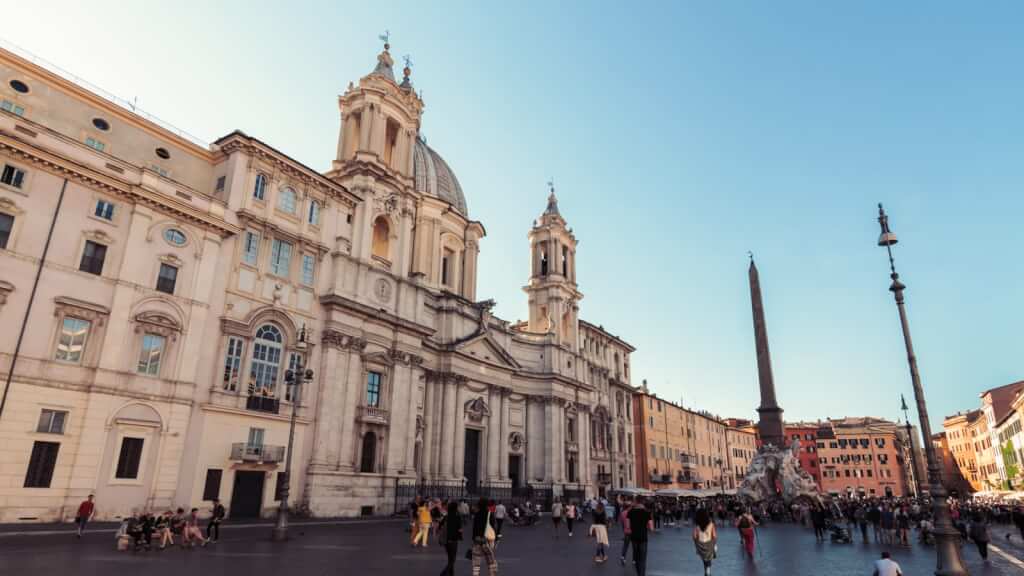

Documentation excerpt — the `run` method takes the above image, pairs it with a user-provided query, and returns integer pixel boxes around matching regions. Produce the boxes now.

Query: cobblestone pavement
[0,517,1022,575]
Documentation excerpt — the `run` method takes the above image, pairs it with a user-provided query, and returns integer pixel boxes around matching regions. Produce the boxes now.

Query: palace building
[0,41,636,522]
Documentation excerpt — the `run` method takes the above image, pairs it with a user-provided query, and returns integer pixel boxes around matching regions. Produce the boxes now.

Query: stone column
[487,386,501,480]
[439,376,456,479]
[358,106,371,150]
[525,397,535,483]
[338,341,366,470]
[580,409,590,490]
[453,381,467,480]
[544,399,554,483]
[310,340,341,465]
[555,401,565,483]
[422,371,435,479]
[499,391,510,480]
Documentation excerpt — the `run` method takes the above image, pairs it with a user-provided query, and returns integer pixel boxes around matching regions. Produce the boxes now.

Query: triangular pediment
[456,333,520,369]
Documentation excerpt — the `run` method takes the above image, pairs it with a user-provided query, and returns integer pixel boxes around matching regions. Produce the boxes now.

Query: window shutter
[203,469,223,501]
[24,441,60,488]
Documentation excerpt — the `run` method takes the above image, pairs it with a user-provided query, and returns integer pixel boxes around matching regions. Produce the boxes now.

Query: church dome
[413,138,468,216]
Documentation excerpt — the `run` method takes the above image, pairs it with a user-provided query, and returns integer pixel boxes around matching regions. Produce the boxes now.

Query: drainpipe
[0,178,67,422]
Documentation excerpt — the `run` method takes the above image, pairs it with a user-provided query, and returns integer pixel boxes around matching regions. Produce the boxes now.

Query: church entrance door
[508,454,521,489]
[463,429,481,493]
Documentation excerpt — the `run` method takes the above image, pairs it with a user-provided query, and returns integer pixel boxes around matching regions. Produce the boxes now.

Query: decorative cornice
[134,311,182,340]
[53,296,109,325]
[0,136,239,238]
[321,329,367,352]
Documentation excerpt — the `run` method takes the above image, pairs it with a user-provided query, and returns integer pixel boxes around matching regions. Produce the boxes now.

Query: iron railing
[246,395,280,414]
[229,442,285,463]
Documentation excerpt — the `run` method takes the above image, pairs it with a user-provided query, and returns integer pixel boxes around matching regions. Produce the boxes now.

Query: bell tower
[524,183,582,348]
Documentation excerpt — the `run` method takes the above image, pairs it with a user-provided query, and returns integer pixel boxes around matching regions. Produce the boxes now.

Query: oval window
[92,118,110,131]
[163,228,187,246]
[155,147,171,159]
[9,79,29,94]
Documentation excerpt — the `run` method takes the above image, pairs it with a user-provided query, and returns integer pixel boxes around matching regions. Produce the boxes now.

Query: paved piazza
[1,518,1022,575]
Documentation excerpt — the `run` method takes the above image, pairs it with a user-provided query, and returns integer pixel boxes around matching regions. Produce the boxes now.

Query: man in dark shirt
[627,499,654,576]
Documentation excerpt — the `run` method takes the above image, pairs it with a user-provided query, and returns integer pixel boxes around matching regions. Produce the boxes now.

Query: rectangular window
[308,201,320,226]
[79,240,107,275]
[23,441,60,488]
[650,444,656,458]
[156,263,178,294]
[247,427,265,448]
[115,437,144,479]
[222,337,245,391]
[442,248,454,287]
[243,231,260,266]
[270,238,292,277]
[1,99,25,116]
[137,333,165,376]
[36,409,67,434]
[0,213,12,249]
[55,317,90,363]
[366,371,382,407]
[94,200,115,221]
[301,254,315,286]
[1,164,26,188]
[202,469,222,501]
[215,176,226,193]
[84,136,106,152]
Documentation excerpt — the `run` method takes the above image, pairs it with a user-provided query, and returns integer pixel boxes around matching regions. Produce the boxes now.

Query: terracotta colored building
[943,410,982,492]
[782,422,824,489]
[932,432,972,496]
[816,417,909,498]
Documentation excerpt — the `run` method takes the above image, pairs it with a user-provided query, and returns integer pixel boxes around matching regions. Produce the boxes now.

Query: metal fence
[393,480,564,513]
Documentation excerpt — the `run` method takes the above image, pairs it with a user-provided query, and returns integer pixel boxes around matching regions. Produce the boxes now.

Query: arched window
[250,324,283,396]
[372,217,390,260]
[278,187,297,214]
[253,173,268,200]
[360,432,377,473]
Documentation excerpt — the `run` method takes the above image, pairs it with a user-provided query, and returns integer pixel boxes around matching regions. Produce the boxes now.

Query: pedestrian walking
[735,508,758,558]
[969,513,990,561]
[896,506,911,547]
[439,500,462,576]
[810,505,826,543]
[880,505,896,546]
[413,499,433,547]
[692,508,717,576]
[551,499,563,539]
[207,499,225,543]
[626,499,654,576]
[470,497,498,576]
[868,503,881,542]
[589,502,609,563]
[619,500,633,565]
[873,551,903,576]
[855,505,869,542]
[75,494,95,538]
[494,501,506,539]
[566,501,578,537]
[410,496,423,545]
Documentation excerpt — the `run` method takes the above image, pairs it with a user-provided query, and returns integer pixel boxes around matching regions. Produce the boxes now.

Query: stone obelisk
[749,257,785,448]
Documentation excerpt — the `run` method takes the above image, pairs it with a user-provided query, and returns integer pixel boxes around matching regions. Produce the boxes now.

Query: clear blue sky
[8,1,1022,432]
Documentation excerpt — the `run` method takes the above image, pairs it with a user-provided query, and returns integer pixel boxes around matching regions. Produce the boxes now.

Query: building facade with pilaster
[0,41,635,521]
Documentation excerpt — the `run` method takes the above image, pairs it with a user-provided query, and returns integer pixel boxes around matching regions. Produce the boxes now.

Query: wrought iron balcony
[597,472,612,485]
[246,394,280,414]
[358,405,390,424]
[230,443,285,463]
[650,473,672,485]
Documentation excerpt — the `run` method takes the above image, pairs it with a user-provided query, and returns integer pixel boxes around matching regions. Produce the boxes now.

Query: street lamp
[876,204,968,576]
[901,394,922,497]
[272,325,314,542]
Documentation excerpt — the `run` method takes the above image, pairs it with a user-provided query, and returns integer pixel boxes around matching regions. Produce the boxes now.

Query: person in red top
[75,494,95,538]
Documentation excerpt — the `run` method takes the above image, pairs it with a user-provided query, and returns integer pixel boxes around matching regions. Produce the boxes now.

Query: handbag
[484,512,496,544]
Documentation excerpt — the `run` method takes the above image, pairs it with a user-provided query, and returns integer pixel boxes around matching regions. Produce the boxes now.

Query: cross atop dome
[544,179,561,217]
[371,31,396,81]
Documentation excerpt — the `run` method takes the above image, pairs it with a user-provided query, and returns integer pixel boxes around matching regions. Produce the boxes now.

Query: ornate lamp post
[900,394,922,497]
[272,326,314,542]
[876,204,968,576]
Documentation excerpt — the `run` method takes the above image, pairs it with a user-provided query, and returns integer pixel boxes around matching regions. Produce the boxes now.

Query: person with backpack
[470,497,498,575]
[693,508,717,576]
[438,500,462,576]
[626,499,654,576]
[968,513,990,561]
[589,502,609,563]
[551,499,563,539]
[619,500,633,565]
[735,508,758,558]
[565,501,578,537]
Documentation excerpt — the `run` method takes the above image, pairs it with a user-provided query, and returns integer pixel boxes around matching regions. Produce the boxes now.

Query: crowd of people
[403,491,1024,576]
[74,494,227,553]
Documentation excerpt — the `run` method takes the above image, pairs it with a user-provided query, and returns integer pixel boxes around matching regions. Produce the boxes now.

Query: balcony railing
[358,405,390,424]
[230,443,285,463]
[650,474,672,485]
[597,472,612,485]
[246,395,280,414]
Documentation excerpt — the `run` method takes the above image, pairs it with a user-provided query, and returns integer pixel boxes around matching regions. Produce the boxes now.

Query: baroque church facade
[0,41,635,521]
